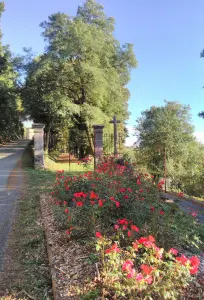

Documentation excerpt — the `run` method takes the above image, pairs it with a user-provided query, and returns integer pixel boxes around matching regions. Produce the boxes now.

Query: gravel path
[0,140,29,271]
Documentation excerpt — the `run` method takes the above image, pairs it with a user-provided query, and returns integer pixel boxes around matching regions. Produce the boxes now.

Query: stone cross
[32,123,45,169]
[109,115,121,156]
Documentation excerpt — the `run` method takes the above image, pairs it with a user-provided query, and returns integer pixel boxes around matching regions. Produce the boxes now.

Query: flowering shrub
[95,232,200,299]
[52,158,203,251]
[50,157,204,298]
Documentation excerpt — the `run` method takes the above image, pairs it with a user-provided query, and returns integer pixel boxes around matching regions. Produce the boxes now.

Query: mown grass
[45,155,94,172]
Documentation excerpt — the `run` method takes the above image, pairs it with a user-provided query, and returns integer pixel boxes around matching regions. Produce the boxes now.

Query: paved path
[0,140,29,271]
[161,192,204,224]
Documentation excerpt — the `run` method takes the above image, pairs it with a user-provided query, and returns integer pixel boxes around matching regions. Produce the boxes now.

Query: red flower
[177,192,184,197]
[128,230,132,237]
[110,196,116,201]
[132,241,139,251]
[98,199,103,207]
[95,232,102,238]
[169,248,178,256]
[150,206,155,212]
[74,192,87,198]
[122,259,134,272]
[189,256,200,275]
[148,235,155,242]
[119,188,126,193]
[138,237,148,244]
[127,268,136,279]
[131,225,140,232]
[90,191,98,199]
[115,201,120,208]
[65,230,71,235]
[145,275,153,284]
[140,264,154,275]
[159,210,165,215]
[127,188,132,193]
[191,212,197,217]
[114,224,119,230]
[176,254,188,266]
[139,189,143,193]
[190,256,200,268]
[76,201,83,207]
[136,273,143,281]
[105,243,120,254]
[123,225,127,230]
[65,186,69,191]
[64,208,69,214]
[190,265,199,274]
[137,235,155,248]
[90,200,95,205]
[124,195,129,199]
[118,218,128,225]
[137,179,141,185]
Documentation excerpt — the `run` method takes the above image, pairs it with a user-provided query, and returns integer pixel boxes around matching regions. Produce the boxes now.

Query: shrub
[52,158,203,251]
[95,232,199,299]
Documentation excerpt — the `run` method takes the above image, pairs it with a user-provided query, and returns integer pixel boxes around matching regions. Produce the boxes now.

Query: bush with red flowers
[94,232,200,299]
[52,157,203,250]
[50,157,203,298]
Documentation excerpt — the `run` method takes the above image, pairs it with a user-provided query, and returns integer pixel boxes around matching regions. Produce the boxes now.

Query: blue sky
[2,0,204,143]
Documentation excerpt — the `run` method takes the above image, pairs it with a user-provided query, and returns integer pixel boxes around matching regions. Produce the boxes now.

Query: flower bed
[49,157,204,299]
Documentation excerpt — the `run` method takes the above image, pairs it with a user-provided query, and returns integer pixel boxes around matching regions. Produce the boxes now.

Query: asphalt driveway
[0,140,29,270]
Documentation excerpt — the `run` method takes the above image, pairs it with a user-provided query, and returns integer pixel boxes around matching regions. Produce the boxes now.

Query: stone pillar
[26,128,34,140]
[92,125,104,169]
[32,123,45,170]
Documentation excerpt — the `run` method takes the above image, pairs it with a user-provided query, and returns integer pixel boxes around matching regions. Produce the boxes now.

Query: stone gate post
[92,125,104,169]
[32,123,45,169]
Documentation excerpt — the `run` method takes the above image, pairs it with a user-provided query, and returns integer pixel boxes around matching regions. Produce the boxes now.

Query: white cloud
[194,132,204,144]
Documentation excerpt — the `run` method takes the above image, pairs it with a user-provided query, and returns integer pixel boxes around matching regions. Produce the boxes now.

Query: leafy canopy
[22,0,137,152]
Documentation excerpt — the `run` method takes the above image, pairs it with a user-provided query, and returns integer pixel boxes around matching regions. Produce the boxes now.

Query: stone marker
[92,125,104,169]
[32,123,45,169]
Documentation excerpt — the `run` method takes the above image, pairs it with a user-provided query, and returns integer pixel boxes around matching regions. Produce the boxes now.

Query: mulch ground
[40,195,96,300]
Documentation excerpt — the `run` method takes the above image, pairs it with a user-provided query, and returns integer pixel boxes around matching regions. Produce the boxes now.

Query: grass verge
[0,144,54,299]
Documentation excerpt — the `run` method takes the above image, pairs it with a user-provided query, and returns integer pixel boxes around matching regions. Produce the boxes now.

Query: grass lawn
[45,156,94,173]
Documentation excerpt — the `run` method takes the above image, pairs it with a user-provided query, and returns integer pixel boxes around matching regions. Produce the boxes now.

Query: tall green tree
[23,0,137,153]
[0,2,23,142]
[135,101,195,182]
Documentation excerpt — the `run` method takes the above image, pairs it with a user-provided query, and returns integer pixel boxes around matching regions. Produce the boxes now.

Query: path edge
[39,194,58,300]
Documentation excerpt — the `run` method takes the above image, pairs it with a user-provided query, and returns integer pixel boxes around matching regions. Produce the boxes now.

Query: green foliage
[0,2,24,142]
[134,101,204,197]
[135,101,194,176]
[22,0,137,152]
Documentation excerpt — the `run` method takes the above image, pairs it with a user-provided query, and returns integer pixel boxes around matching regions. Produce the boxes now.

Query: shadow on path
[0,140,30,270]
